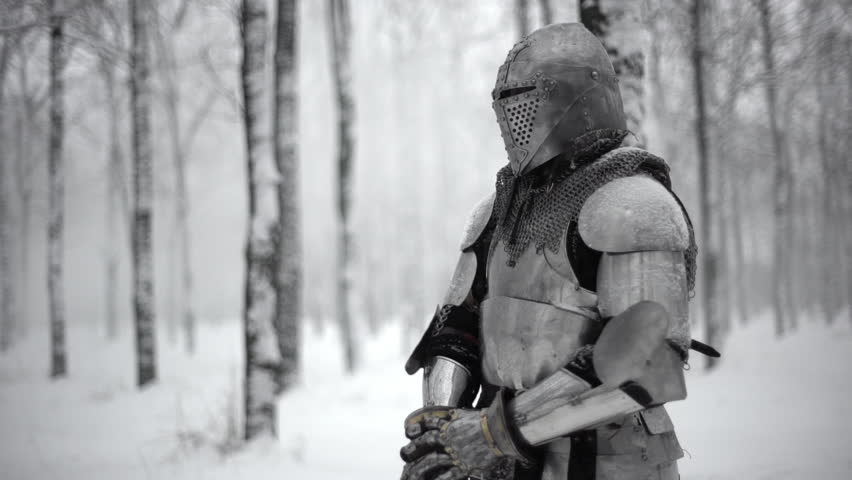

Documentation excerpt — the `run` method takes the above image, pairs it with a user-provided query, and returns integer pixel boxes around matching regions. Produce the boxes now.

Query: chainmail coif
[491,129,698,293]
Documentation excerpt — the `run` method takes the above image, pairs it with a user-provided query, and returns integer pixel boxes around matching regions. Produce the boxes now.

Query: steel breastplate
[482,233,601,391]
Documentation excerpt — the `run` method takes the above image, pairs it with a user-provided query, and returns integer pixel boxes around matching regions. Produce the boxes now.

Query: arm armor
[579,174,692,355]
[508,303,686,446]
[405,193,495,407]
[502,176,691,445]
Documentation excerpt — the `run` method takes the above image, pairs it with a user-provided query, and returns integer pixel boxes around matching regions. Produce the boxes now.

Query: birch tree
[327,0,357,373]
[273,0,300,392]
[0,29,15,354]
[705,1,757,329]
[97,4,129,340]
[240,0,282,439]
[47,0,67,377]
[130,0,157,386]
[516,0,530,38]
[538,0,553,26]
[102,57,124,340]
[153,3,217,353]
[14,33,39,339]
[691,0,720,368]
[579,0,646,142]
[757,0,793,337]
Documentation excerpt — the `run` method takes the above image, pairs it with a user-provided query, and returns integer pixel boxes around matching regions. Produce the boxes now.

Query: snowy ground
[1,315,851,480]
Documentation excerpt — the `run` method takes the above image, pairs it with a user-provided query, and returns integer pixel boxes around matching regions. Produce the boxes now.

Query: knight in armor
[398,23,718,480]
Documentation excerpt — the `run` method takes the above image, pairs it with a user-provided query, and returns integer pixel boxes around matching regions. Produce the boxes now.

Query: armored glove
[399,393,534,480]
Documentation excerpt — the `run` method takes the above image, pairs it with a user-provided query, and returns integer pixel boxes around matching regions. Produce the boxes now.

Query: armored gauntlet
[400,392,534,480]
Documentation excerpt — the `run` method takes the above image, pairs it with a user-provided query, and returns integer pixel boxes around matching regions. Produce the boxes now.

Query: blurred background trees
[0,0,850,438]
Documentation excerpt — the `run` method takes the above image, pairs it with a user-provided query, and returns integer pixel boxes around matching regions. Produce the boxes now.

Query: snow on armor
[492,23,627,175]
[479,23,687,480]
[409,23,690,480]
[480,172,688,480]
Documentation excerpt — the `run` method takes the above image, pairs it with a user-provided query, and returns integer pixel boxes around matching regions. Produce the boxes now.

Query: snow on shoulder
[578,173,689,253]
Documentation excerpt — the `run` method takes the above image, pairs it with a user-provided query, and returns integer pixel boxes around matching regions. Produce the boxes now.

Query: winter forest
[0,0,850,478]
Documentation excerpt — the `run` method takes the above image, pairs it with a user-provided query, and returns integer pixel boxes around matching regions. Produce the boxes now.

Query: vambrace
[509,349,682,446]
[507,295,687,446]
[405,304,481,407]
[422,356,474,407]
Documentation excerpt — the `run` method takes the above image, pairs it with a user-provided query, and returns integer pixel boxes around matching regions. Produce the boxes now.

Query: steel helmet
[492,23,627,175]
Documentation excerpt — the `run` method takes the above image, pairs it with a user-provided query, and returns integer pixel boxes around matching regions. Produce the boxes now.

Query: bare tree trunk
[844,37,852,325]
[48,0,67,378]
[15,47,34,341]
[0,36,14,353]
[516,0,530,38]
[729,158,749,325]
[363,252,379,334]
[580,0,646,142]
[715,142,730,334]
[701,20,730,337]
[241,0,282,439]
[100,55,125,340]
[154,13,196,353]
[758,0,792,337]
[273,0,300,392]
[328,0,357,373]
[538,0,553,25]
[130,0,157,386]
[644,10,665,153]
[177,200,194,352]
[691,0,719,369]
[817,63,828,324]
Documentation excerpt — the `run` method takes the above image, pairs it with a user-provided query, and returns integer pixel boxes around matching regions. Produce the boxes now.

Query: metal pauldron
[422,356,472,407]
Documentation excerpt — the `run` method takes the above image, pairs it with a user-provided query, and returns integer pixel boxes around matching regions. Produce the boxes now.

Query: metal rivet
[581,96,587,102]
[591,70,599,80]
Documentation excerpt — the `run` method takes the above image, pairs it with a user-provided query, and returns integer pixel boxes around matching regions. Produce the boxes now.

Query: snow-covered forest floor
[1,315,851,480]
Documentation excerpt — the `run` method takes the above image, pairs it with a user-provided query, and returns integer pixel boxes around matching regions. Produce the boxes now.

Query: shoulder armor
[459,192,495,251]
[578,175,689,253]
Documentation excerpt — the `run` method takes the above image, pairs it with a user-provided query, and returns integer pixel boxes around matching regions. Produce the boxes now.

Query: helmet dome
[492,23,627,175]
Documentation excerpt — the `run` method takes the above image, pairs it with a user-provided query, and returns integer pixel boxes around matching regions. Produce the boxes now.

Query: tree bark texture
[844,36,852,325]
[154,12,195,353]
[728,157,749,325]
[758,0,794,337]
[516,0,530,38]
[15,45,35,339]
[538,0,553,26]
[274,0,301,393]
[130,0,157,386]
[48,0,67,377]
[0,36,14,353]
[816,63,832,324]
[691,0,719,369]
[241,0,283,439]
[579,0,646,143]
[100,54,125,341]
[328,0,357,374]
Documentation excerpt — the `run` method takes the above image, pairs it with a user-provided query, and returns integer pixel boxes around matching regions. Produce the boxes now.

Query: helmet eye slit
[498,85,536,100]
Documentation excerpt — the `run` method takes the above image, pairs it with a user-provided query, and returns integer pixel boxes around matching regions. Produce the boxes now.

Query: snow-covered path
[1,317,850,479]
